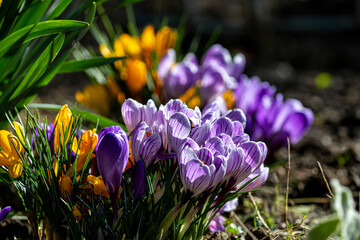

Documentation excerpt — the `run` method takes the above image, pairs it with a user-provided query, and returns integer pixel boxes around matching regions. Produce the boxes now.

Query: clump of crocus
[158,44,242,107]
[158,44,313,158]
[118,98,268,238]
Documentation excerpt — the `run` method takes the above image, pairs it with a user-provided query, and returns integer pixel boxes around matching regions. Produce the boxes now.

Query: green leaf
[26,103,124,128]
[46,0,72,20]
[59,56,125,73]
[6,33,65,103]
[307,217,340,240]
[0,20,88,58]
[12,0,52,32]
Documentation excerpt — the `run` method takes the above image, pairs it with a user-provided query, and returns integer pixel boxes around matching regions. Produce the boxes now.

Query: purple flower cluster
[235,76,314,155]
[158,44,314,156]
[116,98,269,197]
[96,98,268,205]
[158,45,243,104]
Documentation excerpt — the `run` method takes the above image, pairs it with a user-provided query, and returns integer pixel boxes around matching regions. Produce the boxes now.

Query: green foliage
[308,179,360,240]
[59,56,126,73]
[0,0,122,128]
[26,103,123,128]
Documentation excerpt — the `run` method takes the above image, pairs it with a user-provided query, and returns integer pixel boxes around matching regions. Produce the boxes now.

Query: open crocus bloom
[235,76,314,155]
[0,130,24,178]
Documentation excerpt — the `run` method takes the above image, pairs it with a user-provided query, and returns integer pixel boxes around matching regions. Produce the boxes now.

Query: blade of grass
[59,56,126,73]
[26,103,124,128]
[0,20,88,58]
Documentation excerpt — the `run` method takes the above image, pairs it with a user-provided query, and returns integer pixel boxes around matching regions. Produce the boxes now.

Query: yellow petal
[141,25,156,51]
[8,162,22,178]
[156,27,177,59]
[76,84,111,116]
[119,34,142,58]
[79,129,98,155]
[54,105,72,154]
[75,153,95,173]
[125,59,147,94]
[60,175,73,201]
[99,44,113,58]
[12,122,25,146]
[0,130,22,165]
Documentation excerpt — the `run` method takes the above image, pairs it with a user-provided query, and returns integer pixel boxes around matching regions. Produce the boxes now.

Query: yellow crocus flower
[12,121,25,145]
[141,25,156,52]
[119,34,142,58]
[125,59,147,94]
[155,26,177,59]
[0,130,23,178]
[87,175,109,195]
[54,105,72,154]
[75,84,111,116]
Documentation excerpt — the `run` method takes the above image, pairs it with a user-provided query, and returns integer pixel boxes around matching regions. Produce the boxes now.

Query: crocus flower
[235,76,314,155]
[87,175,109,195]
[208,214,226,233]
[201,44,246,80]
[158,49,200,100]
[75,84,112,116]
[54,104,73,154]
[131,122,162,166]
[96,126,129,202]
[121,99,157,133]
[0,130,23,178]
[0,206,11,222]
[155,26,177,59]
[178,113,268,196]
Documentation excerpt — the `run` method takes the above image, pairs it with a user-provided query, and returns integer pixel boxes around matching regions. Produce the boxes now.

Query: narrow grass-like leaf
[11,0,52,32]
[59,56,125,73]
[46,0,72,20]
[26,103,124,128]
[6,33,65,103]
[0,20,88,58]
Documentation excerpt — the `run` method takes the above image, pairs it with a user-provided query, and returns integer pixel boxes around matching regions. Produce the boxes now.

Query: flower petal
[167,112,191,153]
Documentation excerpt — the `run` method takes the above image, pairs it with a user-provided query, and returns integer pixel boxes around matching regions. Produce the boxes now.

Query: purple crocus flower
[234,76,314,156]
[207,198,238,233]
[96,126,129,203]
[0,206,11,222]
[199,63,236,105]
[159,49,200,100]
[201,44,246,80]
[131,122,162,166]
[178,114,268,196]
[208,214,226,233]
[121,99,157,134]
